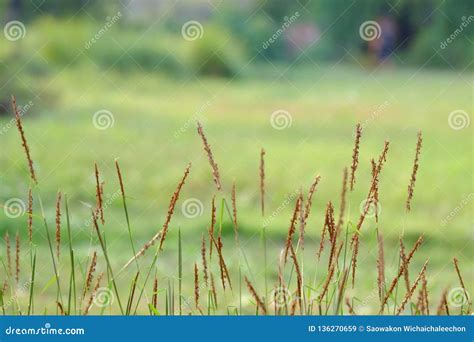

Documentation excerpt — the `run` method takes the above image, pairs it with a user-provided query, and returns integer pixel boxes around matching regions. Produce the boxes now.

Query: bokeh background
[0,0,472,314]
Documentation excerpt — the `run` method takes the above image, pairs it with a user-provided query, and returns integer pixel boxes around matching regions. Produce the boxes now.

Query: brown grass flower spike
[406,131,422,211]
[197,122,222,191]
[55,191,62,259]
[350,123,362,191]
[12,96,37,184]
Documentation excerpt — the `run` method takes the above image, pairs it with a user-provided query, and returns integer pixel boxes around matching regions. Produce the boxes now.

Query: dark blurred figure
[368,16,398,66]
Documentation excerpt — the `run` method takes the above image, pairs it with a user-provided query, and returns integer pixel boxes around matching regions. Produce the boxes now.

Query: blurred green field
[1,62,472,314]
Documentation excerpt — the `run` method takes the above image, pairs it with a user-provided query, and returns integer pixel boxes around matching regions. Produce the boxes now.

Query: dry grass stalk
[336,168,347,234]
[371,159,379,222]
[156,163,191,251]
[376,231,385,301]
[11,96,37,184]
[326,202,338,271]
[396,259,429,315]
[56,301,65,315]
[406,131,422,211]
[380,234,424,311]
[399,239,411,292]
[194,262,199,308]
[209,195,216,259]
[231,181,239,244]
[152,275,158,311]
[15,231,20,283]
[284,194,303,262]
[336,268,350,311]
[212,235,232,291]
[290,299,298,316]
[197,122,222,191]
[201,234,208,287]
[210,273,218,307]
[421,272,429,314]
[453,257,471,310]
[244,276,266,315]
[355,140,389,233]
[319,261,336,302]
[301,175,321,248]
[55,191,62,259]
[84,272,104,315]
[124,164,191,268]
[259,148,265,216]
[83,251,97,298]
[350,234,360,287]
[345,298,355,315]
[289,243,302,310]
[4,232,11,276]
[94,163,104,225]
[318,201,334,262]
[27,188,33,243]
[115,159,126,198]
[349,123,362,191]
[436,288,449,315]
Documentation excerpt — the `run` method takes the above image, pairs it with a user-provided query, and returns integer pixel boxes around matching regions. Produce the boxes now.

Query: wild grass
[0,96,472,316]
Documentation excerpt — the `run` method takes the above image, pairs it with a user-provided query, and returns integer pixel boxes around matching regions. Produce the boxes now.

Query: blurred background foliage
[1,0,472,80]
